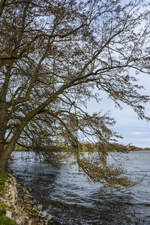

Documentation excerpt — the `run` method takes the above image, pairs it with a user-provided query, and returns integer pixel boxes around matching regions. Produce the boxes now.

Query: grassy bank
[0,173,54,225]
[0,173,17,225]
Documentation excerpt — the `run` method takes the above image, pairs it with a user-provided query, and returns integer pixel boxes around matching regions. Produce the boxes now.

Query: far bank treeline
[15,142,148,153]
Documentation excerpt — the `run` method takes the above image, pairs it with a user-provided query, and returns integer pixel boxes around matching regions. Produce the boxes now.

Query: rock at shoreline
[0,174,53,225]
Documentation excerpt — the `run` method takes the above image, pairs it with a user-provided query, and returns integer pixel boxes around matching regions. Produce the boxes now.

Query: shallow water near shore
[8,151,150,225]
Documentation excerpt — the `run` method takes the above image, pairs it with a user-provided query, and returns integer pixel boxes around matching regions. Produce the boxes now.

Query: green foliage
[0,203,17,225]
[0,216,17,225]
[0,202,7,209]
[0,201,17,225]
[0,208,6,216]
[143,148,150,151]
[0,173,10,196]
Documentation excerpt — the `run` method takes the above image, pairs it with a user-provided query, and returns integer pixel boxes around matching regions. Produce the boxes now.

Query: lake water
[8,151,150,225]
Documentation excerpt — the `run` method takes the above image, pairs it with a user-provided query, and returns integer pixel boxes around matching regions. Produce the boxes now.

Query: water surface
[9,152,150,225]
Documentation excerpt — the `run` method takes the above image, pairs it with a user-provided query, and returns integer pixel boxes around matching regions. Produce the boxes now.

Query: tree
[0,0,150,187]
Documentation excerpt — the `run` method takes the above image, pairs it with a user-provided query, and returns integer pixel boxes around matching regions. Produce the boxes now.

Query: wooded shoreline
[14,143,150,152]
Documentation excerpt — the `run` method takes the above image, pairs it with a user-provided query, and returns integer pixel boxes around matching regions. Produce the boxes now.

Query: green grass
[0,173,10,196]
[0,173,17,224]
[0,216,17,225]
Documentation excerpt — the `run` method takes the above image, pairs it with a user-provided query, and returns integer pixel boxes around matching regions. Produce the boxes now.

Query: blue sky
[84,0,150,148]
[88,75,150,148]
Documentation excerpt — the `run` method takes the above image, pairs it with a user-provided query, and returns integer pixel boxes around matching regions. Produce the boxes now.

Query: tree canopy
[0,0,150,187]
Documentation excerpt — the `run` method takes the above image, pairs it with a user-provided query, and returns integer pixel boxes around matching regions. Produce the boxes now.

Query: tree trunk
[0,143,12,173]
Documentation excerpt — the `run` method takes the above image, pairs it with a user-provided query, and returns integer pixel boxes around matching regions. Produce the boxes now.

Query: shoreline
[0,173,55,225]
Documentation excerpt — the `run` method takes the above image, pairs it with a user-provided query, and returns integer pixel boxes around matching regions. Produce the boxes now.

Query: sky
[86,1,150,148]
[88,75,150,148]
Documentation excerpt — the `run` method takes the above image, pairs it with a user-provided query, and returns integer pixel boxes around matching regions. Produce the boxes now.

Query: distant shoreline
[14,143,150,153]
